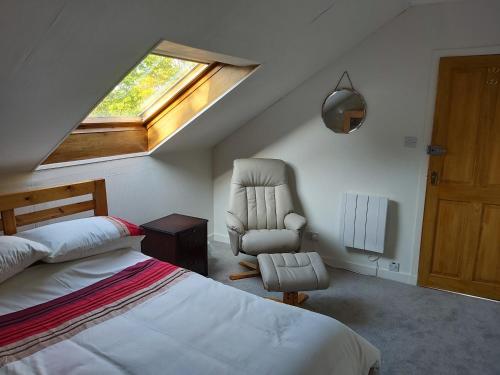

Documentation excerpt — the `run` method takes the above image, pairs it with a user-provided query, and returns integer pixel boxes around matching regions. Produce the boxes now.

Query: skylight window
[87,53,208,121]
[41,40,258,167]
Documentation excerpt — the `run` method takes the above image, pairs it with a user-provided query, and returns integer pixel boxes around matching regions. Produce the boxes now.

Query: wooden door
[418,55,500,300]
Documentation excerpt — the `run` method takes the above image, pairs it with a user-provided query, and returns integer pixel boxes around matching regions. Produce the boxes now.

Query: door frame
[412,45,500,283]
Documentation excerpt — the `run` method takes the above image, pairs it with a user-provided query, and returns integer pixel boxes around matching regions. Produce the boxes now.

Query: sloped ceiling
[0,0,411,173]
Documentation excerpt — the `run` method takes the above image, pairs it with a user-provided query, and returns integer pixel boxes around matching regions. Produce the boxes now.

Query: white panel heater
[341,193,388,253]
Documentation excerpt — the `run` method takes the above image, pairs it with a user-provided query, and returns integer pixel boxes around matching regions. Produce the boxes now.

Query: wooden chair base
[229,261,261,280]
[268,292,309,306]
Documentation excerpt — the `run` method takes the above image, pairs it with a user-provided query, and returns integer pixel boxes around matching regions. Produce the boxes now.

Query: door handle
[430,171,439,185]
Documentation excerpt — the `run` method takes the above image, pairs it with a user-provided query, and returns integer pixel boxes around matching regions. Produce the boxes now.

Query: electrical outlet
[306,232,319,242]
[389,262,400,272]
[404,136,417,148]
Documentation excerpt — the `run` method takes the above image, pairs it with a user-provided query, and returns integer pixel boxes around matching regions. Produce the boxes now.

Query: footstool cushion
[257,252,329,292]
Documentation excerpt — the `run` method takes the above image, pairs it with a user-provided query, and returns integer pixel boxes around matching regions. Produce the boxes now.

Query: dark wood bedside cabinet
[141,214,208,276]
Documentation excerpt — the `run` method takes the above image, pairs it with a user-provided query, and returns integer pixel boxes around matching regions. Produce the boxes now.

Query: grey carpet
[207,241,500,375]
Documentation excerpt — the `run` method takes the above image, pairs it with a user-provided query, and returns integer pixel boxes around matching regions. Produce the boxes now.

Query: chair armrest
[284,213,307,231]
[226,211,245,234]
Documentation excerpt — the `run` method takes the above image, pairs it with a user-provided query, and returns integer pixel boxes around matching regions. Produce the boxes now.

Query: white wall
[213,0,500,284]
[0,151,213,233]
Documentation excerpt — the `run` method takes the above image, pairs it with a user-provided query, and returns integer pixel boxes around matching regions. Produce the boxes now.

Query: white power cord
[368,254,380,277]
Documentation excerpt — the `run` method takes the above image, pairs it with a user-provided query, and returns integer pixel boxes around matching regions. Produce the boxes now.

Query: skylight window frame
[39,38,259,168]
[41,62,257,167]
[79,53,213,129]
[140,62,212,123]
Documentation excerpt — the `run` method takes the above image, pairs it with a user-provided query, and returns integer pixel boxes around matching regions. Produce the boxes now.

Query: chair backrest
[228,158,294,230]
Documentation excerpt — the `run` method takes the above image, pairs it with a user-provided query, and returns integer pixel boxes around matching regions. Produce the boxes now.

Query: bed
[0,179,380,375]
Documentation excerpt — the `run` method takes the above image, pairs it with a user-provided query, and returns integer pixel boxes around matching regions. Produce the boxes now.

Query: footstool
[257,252,330,306]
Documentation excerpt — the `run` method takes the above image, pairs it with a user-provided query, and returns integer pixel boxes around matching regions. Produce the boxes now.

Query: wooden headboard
[0,179,108,235]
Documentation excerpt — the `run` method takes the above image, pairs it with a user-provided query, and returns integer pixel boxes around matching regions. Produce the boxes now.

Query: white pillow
[0,236,51,283]
[16,216,145,263]
[41,235,145,263]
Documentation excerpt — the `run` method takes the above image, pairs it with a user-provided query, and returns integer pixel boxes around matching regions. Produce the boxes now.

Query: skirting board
[211,233,229,243]
[210,232,417,286]
[324,258,417,285]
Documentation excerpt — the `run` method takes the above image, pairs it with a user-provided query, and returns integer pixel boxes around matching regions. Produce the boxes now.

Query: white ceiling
[0,0,412,173]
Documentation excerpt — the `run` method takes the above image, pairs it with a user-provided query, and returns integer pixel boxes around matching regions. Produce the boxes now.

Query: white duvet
[0,249,380,375]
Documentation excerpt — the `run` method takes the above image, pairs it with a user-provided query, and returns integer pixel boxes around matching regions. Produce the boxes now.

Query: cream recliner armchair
[226,158,307,280]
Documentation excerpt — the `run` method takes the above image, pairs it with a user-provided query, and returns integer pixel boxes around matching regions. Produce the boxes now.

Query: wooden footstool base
[268,292,309,306]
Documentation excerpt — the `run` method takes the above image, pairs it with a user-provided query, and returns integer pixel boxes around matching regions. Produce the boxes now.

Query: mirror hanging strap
[334,71,355,91]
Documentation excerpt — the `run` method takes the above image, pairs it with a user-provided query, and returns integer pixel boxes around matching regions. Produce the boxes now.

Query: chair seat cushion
[257,252,330,292]
[241,229,300,255]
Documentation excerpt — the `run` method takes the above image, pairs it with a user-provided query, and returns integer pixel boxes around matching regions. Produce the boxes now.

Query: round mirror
[321,89,366,134]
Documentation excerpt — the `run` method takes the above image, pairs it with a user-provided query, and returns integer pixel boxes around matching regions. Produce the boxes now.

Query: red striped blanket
[0,259,189,366]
